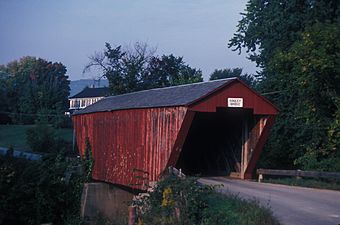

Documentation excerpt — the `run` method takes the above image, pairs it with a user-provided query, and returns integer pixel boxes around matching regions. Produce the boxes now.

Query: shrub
[0,153,84,225]
[52,114,73,128]
[134,175,279,225]
[26,122,57,152]
[26,122,72,153]
[133,175,212,225]
[83,137,94,182]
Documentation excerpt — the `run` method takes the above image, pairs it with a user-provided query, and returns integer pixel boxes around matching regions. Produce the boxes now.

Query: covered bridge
[73,78,278,189]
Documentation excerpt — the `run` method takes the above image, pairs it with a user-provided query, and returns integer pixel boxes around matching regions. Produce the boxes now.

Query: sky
[0,0,256,81]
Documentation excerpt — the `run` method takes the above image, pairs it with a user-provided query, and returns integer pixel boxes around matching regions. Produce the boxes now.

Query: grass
[56,127,73,143]
[0,124,73,150]
[201,191,279,225]
[263,177,340,191]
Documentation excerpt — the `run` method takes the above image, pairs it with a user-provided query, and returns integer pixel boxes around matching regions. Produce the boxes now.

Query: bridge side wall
[73,107,187,189]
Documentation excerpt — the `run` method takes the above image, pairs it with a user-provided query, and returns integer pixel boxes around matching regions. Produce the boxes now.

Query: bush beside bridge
[133,175,279,225]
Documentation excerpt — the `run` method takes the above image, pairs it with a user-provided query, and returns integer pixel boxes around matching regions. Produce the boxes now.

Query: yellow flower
[161,187,174,207]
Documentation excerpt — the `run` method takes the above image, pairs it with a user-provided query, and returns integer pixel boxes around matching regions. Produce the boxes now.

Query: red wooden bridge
[73,78,278,189]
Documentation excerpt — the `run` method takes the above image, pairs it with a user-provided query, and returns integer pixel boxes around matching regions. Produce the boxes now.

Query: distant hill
[69,79,109,97]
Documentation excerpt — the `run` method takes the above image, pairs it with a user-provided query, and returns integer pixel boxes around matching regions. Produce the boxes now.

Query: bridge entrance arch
[176,108,253,177]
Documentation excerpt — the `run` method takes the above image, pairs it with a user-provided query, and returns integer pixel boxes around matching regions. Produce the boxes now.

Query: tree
[1,57,70,124]
[0,70,11,123]
[264,23,340,171]
[85,42,154,95]
[229,0,339,72]
[209,68,256,87]
[84,42,203,95]
[229,0,340,171]
[144,54,203,89]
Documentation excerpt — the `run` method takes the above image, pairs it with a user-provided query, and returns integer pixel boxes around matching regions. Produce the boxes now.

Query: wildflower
[161,187,174,207]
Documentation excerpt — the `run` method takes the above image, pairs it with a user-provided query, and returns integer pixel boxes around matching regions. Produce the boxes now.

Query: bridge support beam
[242,115,276,179]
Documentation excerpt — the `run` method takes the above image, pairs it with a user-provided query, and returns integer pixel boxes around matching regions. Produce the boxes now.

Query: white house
[69,87,110,111]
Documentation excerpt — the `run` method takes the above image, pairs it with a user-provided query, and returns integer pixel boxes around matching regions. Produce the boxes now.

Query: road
[199,177,340,225]
[0,147,42,160]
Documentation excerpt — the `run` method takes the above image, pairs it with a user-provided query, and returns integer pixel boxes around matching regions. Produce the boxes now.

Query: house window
[70,99,80,109]
[81,99,86,108]
[74,100,80,108]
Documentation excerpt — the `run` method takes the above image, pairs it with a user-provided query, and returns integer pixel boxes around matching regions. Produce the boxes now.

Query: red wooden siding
[189,81,278,115]
[73,107,187,189]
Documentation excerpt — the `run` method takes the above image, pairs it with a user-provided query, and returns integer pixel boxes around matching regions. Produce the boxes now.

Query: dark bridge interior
[176,108,253,176]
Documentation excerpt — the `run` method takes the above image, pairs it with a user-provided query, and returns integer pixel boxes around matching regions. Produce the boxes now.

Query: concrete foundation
[81,182,134,224]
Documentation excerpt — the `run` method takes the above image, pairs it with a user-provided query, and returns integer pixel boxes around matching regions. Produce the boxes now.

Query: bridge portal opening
[176,108,253,176]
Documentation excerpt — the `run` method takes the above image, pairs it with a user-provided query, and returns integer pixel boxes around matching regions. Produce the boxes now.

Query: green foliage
[229,0,339,69]
[145,54,203,89]
[26,122,71,153]
[209,67,257,87]
[134,175,213,224]
[0,56,70,124]
[209,68,242,80]
[84,42,203,95]
[53,114,73,128]
[0,70,12,123]
[0,71,10,117]
[134,175,278,225]
[0,152,84,225]
[261,22,340,171]
[230,0,340,171]
[83,137,94,182]
[26,122,56,152]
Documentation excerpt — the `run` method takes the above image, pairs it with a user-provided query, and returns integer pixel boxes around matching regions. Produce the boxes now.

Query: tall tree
[229,0,339,72]
[84,42,203,95]
[84,42,151,95]
[1,57,70,124]
[144,54,203,89]
[265,23,340,171]
[209,68,256,87]
[229,0,340,171]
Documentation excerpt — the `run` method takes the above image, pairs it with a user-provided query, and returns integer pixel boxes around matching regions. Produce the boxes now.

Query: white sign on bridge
[227,98,243,107]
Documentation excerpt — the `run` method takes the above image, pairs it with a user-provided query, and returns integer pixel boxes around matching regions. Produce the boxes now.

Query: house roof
[69,87,110,99]
[73,78,236,115]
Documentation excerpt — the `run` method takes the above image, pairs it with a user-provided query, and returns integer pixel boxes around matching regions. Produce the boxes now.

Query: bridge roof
[73,78,235,115]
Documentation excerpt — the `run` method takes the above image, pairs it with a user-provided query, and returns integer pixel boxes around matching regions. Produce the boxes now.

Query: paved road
[0,147,42,160]
[199,177,340,225]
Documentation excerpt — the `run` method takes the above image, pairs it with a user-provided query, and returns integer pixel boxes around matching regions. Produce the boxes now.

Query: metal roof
[73,78,236,115]
[69,87,110,99]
